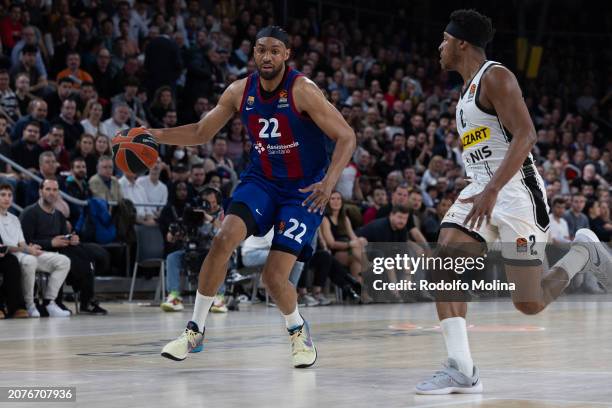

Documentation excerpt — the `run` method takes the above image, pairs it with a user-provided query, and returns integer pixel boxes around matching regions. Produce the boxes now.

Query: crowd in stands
[0,1,610,318]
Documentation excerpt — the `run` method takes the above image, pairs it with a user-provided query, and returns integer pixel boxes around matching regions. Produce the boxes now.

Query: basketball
[111,127,159,175]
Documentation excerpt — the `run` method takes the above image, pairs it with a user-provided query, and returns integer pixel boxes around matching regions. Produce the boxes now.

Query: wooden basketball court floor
[1,295,612,408]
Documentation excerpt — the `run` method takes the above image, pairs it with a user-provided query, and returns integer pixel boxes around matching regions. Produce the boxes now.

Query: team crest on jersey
[461,126,490,148]
[247,96,255,106]
[467,83,477,101]
[278,220,286,233]
[516,237,528,253]
[254,142,265,154]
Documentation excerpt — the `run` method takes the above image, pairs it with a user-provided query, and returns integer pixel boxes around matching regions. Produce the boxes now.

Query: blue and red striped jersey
[239,66,329,183]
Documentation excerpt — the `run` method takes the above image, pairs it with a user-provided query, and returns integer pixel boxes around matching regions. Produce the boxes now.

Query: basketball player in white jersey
[415,9,612,394]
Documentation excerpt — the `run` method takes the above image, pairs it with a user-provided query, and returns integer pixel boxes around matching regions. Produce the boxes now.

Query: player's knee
[210,230,240,254]
[513,301,545,315]
[261,271,282,293]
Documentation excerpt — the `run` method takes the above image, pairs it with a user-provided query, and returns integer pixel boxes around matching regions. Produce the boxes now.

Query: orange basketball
[111,127,159,176]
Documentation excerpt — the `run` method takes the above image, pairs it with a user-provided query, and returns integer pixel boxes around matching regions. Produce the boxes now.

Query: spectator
[320,191,367,283]
[50,26,81,78]
[0,183,70,317]
[563,194,589,239]
[110,77,147,128]
[421,197,453,242]
[143,24,182,98]
[136,160,168,218]
[0,69,19,122]
[13,73,34,116]
[0,243,28,319]
[20,179,107,315]
[0,4,23,52]
[39,123,70,171]
[51,99,84,150]
[584,199,611,242]
[549,197,571,245]
[10,120,42,171]
[119,171,156,225]
[147,86,175,129]
[22,152,70,217]
[11,99,49,142]
[45,77,74,121]
[80,101,104,138]
[71,134,98,179]
[88,48,117,101]
[10,45,48,96]
[362,186,389,225]
[64,157,92,225]
[93,135,112,158]
[377,184,409,219]
[100,102,130,139]
[89,156,122,202]
[10,26,48,82]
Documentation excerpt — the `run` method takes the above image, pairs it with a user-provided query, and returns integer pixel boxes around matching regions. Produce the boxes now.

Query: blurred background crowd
[0,0,610,318]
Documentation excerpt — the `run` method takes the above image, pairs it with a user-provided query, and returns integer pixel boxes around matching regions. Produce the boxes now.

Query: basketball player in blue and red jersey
[149,26,356,367]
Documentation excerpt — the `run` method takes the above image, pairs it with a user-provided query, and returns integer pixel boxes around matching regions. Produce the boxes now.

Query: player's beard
[258,63,284,80]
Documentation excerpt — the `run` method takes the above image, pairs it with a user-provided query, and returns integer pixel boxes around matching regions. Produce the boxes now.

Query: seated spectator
[100,102,130,139]
[362,187,388,225]
[20,179,107,314]
[81,101,104,138]
[320,191,367,283]
[10,119,43,172]
[39,123,70,171]
[203,135,235,172]
[10,45,47,95]
[65,157,92,225]
[147,86,175,128]
[74,82,98,115]
[45,77,74,120]
[0,183,71,317]
[88,48,117,101]
[136,160,168,218]
[51,99,84,151]
[226,117,245,162]
[110,77,147,128]
[584,199,611,242]
[377,184,410,219]
[22,152,70,218]
[71,134,98,178]
[14,73,35,117]
[11,99,49,142]
[188,163,207,197]
[563,194,589,239]
[0,69,19,123]
[10,26,48,86]
[421,197,453,242]
[56,51,94,89]
[94,134,112,159]
[420,155,445,192]
[89,156,122,202]
[119,171,156,225]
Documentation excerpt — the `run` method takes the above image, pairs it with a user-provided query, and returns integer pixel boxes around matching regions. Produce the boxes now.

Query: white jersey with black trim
[456,60,536,185]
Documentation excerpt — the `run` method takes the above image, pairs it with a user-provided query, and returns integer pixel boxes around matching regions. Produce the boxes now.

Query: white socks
[283,305,304,330]
[441,317,474,377]
[553,244,589,280]
[191,291,214,332]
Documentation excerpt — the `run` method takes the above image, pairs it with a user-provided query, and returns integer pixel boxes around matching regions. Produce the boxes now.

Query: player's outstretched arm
[149,79,245,146]
[294,77,356,213]
[460,66,537,229]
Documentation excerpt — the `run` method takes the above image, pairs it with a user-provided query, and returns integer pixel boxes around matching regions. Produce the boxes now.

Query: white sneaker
[160,293,184,312]
[210,295,228,313]
[574,229,612,291]
[46,301,71,317]
[161,321,204,361]
[27,303,40,318]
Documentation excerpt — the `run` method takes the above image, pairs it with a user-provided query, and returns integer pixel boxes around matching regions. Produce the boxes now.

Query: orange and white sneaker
[161,292,184,312]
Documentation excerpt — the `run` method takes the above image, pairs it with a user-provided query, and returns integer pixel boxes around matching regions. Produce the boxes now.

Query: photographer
[160,186,224,312]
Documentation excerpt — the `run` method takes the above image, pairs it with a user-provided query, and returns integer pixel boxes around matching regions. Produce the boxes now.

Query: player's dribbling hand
[458,188,498,230]
[299,180,333,214]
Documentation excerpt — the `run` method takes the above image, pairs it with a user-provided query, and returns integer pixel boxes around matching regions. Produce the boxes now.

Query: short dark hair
[448,9,494,49]
[391,205,410,215]
[21,44,38,55]
[0,182,14,193]
[552,197,566,207]
[213,135,227,144]
[191,163,204,171]
[58,77,74,86]
[81,81,95,89]
[25,119,41,129]
[71,156,85,167]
